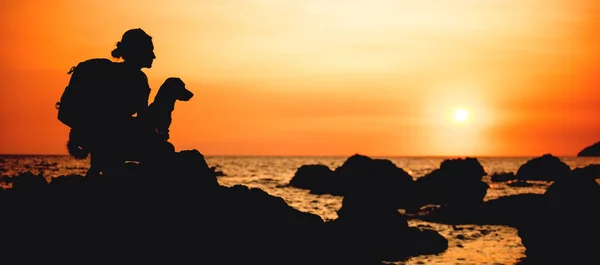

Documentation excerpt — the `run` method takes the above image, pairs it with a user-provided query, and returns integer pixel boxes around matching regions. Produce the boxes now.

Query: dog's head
[160,77,194,101]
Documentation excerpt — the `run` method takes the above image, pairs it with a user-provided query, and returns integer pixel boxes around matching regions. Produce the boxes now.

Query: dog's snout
[184,91,194,101]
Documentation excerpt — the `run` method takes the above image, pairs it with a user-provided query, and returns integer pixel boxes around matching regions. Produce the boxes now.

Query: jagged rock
[0,149,447,265]
[288,154,417,210]
[406,165,600,264]
[288,154,449,262]
[577,141,600,157]
[517,167,600,264]
[575,164,600,179]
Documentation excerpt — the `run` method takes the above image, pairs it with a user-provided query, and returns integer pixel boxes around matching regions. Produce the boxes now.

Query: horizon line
[0,152,580,158]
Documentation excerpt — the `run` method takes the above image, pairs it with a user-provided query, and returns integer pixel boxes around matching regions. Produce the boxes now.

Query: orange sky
[1,0,599,157]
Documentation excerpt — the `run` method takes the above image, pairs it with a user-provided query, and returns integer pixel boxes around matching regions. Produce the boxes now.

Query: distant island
[578,141,600,157]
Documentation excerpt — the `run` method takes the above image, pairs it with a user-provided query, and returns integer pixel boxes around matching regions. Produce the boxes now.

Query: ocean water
[2,154,600,264]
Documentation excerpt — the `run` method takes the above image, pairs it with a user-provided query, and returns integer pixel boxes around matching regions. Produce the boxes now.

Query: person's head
[111,28,156,69]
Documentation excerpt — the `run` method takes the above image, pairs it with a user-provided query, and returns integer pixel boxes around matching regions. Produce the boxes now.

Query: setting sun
[454,109,469,122]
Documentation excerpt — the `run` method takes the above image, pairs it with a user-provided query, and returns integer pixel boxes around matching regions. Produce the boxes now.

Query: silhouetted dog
[66,77,193,176]
[147,77,194,140]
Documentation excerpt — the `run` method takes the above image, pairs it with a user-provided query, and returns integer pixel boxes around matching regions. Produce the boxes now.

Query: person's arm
[135,73,152,119]
[136,89,151,118]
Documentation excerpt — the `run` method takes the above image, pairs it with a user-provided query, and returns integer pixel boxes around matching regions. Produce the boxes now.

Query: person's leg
[87,126,129,176]
[123,117,174,174]
[92,145,125,176]
[138,139,176,176]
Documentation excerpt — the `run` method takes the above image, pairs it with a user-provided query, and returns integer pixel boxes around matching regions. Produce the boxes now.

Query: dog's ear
[174,78,193,101]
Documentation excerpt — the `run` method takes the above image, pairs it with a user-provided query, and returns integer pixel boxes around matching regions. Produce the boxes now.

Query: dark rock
[397,163,600,264]
[406,193,545,226]
[415,157,488,209]
[334,154,417,210]
[332,190,448,262]
[506,179,533,187]
[577,141,600,157]
[490,172,517,182]
[288,154,418,210]
[11,171,48,192]
[515,154,570,181]
[517,167,600,263]
[573,164,600,179]
[0,149,447,265]
[288,164,339,195]
[210,166,226,176]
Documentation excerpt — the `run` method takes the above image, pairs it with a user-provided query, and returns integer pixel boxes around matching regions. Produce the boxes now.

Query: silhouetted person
[68,28,189,177]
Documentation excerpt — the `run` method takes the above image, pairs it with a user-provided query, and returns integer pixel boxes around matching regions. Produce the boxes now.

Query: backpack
[55,58,117,129]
